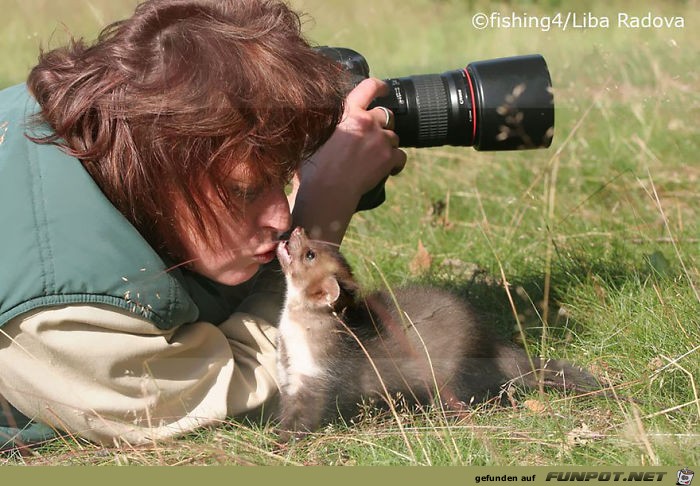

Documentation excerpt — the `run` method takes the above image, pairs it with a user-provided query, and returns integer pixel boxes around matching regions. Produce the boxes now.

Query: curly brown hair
[27,0,345,261]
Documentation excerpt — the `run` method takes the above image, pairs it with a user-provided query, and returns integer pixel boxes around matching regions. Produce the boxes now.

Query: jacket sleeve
[0,303,279,446]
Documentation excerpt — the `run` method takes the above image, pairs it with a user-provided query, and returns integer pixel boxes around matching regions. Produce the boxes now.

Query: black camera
[315,47,555,209]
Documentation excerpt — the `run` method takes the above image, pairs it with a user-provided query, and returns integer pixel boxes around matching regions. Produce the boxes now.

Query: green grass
[2,0,699,466]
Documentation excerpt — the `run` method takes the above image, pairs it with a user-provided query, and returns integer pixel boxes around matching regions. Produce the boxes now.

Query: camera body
[314,46,555,209]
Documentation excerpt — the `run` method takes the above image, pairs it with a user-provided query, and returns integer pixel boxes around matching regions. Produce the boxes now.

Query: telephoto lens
[372,55,554,150]
[313,47,555,211]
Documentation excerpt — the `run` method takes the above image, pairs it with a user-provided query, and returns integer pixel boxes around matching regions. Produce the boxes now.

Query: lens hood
[467,54,554,150]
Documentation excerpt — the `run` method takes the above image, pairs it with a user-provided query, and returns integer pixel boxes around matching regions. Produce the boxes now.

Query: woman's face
[179,176,292,286]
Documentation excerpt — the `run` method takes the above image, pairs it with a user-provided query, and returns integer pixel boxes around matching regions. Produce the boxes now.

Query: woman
[0,0,405,448]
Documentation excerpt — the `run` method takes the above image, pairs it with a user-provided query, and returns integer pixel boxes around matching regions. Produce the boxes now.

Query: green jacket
[0,83,274,449]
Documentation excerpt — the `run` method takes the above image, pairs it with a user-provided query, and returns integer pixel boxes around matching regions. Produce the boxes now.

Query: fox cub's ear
[306,276,340,308]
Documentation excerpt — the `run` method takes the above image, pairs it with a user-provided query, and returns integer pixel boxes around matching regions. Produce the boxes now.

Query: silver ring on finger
[377,106,392,129]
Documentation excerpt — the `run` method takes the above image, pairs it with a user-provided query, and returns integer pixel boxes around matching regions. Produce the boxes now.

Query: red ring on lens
[464,67,477,144]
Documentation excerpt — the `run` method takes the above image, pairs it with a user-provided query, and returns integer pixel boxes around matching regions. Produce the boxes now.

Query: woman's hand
[307,77,407,197]
[291,78,407,244]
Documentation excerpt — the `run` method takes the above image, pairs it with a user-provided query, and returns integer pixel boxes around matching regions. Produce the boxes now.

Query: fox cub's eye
[305,249,316,261]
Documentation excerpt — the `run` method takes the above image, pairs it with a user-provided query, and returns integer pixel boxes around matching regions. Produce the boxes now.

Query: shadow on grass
[423,249,667,346]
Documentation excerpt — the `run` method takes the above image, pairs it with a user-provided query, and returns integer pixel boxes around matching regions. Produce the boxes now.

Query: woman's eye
[228,184,262,203]
[305,249,316,261]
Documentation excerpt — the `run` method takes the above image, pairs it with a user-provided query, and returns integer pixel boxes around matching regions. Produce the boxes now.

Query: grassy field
[2,0,699,466]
